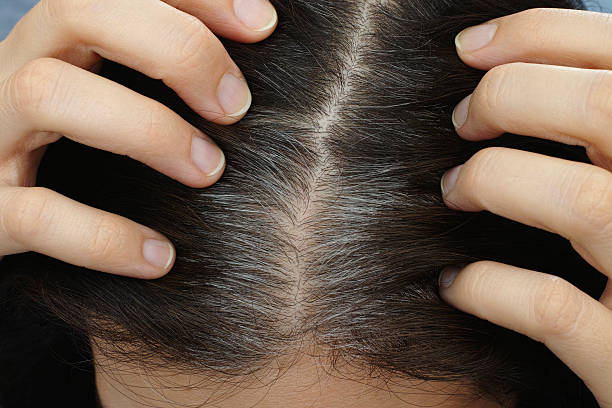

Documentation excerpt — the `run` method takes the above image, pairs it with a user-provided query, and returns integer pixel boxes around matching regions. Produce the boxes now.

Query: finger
[454,8,612,71]
[451,63,612,159]
[0,0,252,124]
[440,148,612,276]
[164,0,278,43]
[0,187,175,279]
[439,261,612,407]
[1,58,225,188]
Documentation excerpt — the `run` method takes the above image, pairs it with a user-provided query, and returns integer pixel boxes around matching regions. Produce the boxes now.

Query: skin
[439,8,612,408]
[0,0,278,279]
[2,2,609,406]
[92,343,503,408]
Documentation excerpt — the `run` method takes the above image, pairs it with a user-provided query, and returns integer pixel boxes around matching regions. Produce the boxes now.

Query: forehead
[93,346,501,408]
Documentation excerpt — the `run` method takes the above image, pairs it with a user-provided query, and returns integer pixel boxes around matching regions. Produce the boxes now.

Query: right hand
[0,0,277,279]
[438,8,612,406]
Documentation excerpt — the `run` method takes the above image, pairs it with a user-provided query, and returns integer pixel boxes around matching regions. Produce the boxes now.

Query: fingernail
[192,133,225,177]
[217,72,252,118]
[439,266,462,289]
[143,239,174,270]
[452,94,472,129]
[441,165,462,196]
[455,23,498,53]
[234,0,278,31]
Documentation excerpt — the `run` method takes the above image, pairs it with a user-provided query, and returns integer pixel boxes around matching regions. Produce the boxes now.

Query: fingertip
[259,6,278,34]
[439,265,463,290]
[234,0,278,34]
[165,241,176,270]
[227,86,252,120]
[455,24,498,55]
[190,131,226,182]
[141,238,175,279]
[199,149,227,188]
[440,165,463,197]
[452,94,471,130]
[207,149,226,178]
[215,72,252,124]
[451,95,489,143]
[450,94,500,142]
[454,24,504,71]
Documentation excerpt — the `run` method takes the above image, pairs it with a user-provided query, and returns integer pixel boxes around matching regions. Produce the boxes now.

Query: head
[0,0,605,407]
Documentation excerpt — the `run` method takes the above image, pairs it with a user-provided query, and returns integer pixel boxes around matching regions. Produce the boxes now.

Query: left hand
[438,8,612,407]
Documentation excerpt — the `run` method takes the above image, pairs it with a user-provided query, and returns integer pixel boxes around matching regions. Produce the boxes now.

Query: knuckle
[8,58,67,117]
[564,167,612,237]
[169,16,216,71]
[88,215,127,260]
[476,63,524,113]
[2,187,55,244]
[533,276,583,337]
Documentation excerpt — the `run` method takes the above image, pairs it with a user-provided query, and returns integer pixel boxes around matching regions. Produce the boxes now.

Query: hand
[0,0,277,279]
[438,8,612,407]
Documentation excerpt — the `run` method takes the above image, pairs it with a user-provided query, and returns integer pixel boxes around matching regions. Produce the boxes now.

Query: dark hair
[0,0,606,406]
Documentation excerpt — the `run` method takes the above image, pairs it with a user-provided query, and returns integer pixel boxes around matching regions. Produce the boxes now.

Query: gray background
[1,0,37,40]
[1,0,612,40]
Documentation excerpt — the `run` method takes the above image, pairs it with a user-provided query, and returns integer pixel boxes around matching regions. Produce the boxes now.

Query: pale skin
[2,1,611,406]
[440,8,612,408]
[92,343,502,408]
[0,0,278,279]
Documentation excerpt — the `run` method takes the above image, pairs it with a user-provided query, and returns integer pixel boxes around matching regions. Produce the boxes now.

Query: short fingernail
[192,133,225,177]
[217,72,252,118]
[455,23,498,53]
[441,165,462,196]
[452,94,472,129]
[143,239,175,270]
[234,0,278,31]
[439,266,462,289]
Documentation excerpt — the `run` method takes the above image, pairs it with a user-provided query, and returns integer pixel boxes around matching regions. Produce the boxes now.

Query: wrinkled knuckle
[477,64,521,113]
[533,277,582,337]
[9,58,67,117]
[88,215,126,260]
[170,16,215,71]
[565,168,612,237]
[3,187,54,244]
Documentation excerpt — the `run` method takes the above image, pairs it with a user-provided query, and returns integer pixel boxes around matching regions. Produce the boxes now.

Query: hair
[0,0,607,406]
